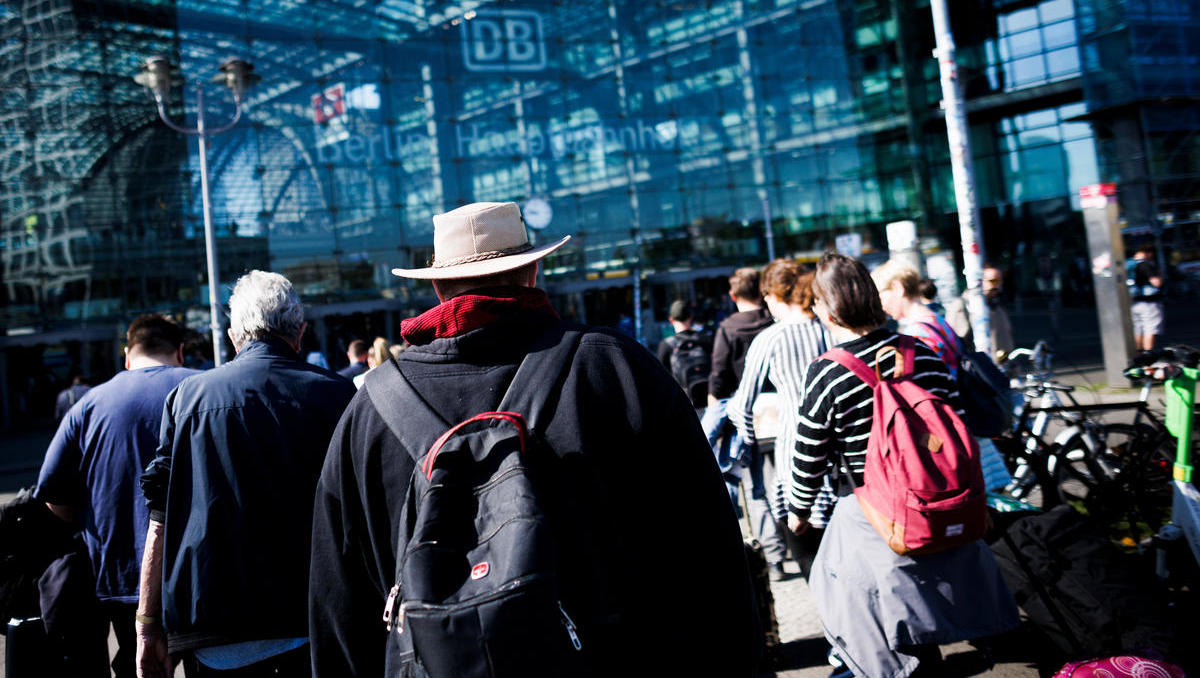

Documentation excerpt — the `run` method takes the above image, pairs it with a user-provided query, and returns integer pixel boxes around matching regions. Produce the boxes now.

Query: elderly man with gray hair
[136,270,355,678]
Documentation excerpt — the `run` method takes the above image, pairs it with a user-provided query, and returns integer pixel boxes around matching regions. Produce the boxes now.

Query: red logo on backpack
[823,336,987,555]
[470,562,490,580]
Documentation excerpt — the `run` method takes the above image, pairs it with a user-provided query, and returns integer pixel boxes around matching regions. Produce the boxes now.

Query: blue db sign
[461,10,546,72]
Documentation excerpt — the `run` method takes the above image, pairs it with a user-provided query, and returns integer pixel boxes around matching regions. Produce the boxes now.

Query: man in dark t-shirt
[36,315,198,678]
[1128,246,1164,351]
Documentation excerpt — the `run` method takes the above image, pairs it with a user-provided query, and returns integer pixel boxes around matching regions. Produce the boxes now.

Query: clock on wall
[522,198,553,230]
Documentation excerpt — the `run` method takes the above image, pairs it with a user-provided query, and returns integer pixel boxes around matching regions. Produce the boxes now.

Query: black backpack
[989,506,1170,662]
[364,329,608,678]
[919,321,1012,437]
[667,332,711,407]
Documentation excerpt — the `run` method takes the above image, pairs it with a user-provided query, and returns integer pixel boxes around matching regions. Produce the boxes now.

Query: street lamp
[134,56,259,366]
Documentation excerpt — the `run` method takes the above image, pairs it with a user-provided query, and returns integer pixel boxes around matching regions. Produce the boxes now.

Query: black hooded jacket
[308,310,758,677]
[708,307,774,399]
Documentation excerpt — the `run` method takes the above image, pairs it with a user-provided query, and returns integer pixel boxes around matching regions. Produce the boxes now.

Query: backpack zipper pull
[383,582,402,633]
[558,601,583,651]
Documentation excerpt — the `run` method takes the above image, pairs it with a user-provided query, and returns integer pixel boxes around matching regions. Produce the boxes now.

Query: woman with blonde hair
[871,260,960,370]
[352,336,391,390]
[872,259,1011,491]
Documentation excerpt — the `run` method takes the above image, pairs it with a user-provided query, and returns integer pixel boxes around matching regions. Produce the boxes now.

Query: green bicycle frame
[1165,366,1198,483]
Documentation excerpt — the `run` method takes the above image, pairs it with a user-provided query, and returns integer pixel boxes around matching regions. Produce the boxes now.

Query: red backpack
[824,335,987,555]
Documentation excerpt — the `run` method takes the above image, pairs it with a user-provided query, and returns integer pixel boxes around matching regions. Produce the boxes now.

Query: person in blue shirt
[35,314,199,678]
[53,371,91,422]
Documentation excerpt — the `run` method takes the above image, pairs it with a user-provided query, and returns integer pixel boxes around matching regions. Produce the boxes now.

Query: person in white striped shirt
[728,261,831,579]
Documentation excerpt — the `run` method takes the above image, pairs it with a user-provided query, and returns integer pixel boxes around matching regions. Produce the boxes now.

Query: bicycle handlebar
[1122,344,1199,381]
[1127,345,1200,370]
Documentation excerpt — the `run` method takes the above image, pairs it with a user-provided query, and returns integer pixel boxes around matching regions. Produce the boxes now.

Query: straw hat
[391,202,570,280]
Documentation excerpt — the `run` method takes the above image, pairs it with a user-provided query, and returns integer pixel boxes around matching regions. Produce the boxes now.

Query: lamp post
[135,56,258,366]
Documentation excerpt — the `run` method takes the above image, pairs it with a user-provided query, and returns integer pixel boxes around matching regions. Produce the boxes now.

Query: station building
[1,0,1197,429]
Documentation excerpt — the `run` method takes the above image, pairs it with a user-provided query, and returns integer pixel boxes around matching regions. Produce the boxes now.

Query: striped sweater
[788,328,963,516]
[727,317,832,522]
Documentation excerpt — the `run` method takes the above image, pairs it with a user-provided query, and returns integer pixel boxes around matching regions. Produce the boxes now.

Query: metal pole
[762,198,776,262]
[929,0,991,356]
[195,85,224,366]
[608,0,645,345]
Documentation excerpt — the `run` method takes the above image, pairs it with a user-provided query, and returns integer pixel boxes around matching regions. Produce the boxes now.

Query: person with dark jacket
[699,267,782,572]
[337,339,369,380]
[36,314,198,678]
[708,268,775,402]
[136,271,355,678]
[308,202,758,677]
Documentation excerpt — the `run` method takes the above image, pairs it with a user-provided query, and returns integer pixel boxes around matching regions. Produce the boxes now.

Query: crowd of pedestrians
[23,199,1031,678]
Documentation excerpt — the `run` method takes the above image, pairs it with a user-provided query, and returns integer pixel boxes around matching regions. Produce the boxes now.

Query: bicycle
[994,341,1097,511]
[1039,346,1199,546]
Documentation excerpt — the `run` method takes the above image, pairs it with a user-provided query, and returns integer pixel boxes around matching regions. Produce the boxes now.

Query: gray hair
[228,270,304,346]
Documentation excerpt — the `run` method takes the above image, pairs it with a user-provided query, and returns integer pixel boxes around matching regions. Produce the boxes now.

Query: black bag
[1,491,106,678]
[365,329,611,678]
[988,505,1170,661]
[5,616,55,678]
[920,321,1012,437]
[667,332,711,408]
[958,350,1013,437]
[0,489,78,626]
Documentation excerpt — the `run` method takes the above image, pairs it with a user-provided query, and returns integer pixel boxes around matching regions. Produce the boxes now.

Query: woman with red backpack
[787,252,1018,678]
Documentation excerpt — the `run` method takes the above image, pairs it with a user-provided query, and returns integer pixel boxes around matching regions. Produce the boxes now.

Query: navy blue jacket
[142,337,355,653]
[337,360,368,380]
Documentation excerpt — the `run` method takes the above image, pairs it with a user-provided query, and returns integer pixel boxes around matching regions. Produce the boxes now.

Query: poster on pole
[924,252,959,307]
[835,232,863,259]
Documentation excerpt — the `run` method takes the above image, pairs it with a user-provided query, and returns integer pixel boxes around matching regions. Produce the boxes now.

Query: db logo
[312,83,346,124]
[461,10,546,72]
[471,562,490,580]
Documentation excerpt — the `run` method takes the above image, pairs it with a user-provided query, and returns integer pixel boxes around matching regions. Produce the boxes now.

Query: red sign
[312,83,346,124]
[1079,183,1116,199]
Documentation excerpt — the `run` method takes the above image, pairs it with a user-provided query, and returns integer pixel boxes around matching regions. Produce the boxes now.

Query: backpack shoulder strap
[917,320,960,365]
[364,326,585,459]
[824,335,917,386]
[363,360,453,463]
[895,334,916,377]
[821,348,878,387]
[496,326,585,432]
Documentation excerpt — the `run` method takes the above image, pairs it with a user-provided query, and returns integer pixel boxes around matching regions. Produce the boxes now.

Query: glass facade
[1,0,1198,429]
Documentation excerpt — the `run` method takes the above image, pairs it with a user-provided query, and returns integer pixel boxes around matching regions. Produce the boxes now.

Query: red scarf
[400,286,559,345]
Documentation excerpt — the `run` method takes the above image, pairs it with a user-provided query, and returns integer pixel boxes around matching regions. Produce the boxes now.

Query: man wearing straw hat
[308,202,758,677]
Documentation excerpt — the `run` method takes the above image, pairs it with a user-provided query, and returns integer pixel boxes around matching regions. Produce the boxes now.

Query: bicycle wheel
[1057,422,1175,543]
[992,432,1061,511]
